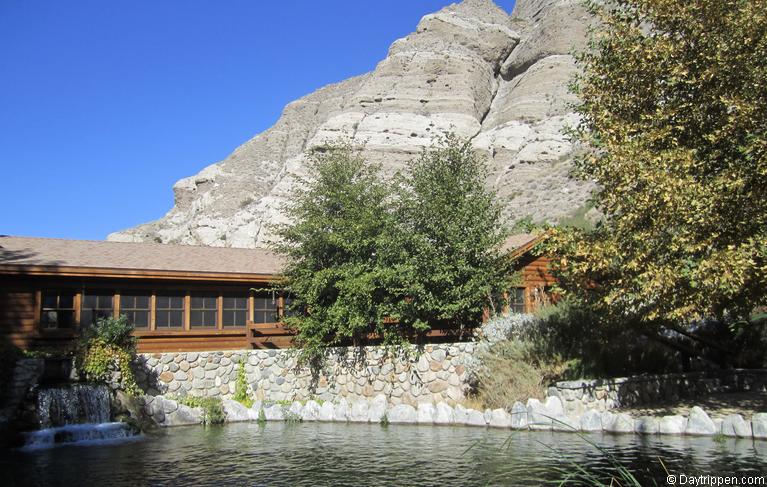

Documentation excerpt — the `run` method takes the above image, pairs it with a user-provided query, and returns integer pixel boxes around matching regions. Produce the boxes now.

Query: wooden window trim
[150,293,156,331]
[189,293,218,329]
[217,294,224,330]
[184,294,190,331]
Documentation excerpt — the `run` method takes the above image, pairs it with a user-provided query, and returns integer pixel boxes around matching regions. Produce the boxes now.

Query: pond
[3,422,766,486]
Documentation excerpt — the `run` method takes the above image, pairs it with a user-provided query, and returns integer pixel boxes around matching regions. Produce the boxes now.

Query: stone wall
[548,369,767,417]
[135,343,474,406]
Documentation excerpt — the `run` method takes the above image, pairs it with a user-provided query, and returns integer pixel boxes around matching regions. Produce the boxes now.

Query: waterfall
[36,384,111,428]
[21,384,140,449]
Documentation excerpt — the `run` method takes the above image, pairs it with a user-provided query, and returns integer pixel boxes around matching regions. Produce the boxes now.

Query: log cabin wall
[0,274,279,353]
[511,252,558,314]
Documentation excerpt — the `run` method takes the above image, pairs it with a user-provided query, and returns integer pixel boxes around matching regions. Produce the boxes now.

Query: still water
[3,422,765,486]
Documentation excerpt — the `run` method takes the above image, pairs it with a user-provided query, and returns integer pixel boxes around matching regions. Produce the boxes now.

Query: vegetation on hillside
[274,135,512,360]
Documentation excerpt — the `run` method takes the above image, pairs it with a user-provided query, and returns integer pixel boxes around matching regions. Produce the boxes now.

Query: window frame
[40,290,77,330]
[222,294,249,328]
[508,287,527,314]
[80,291,115,327]
[252,293,279,324]
[189,293,219,328]
[119,293,152,329]
[154,292,186,329]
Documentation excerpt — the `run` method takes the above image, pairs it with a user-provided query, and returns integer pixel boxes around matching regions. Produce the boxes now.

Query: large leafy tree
[276,136,512,357]
[550,0,767,324]
[389,134,512,332]
[274,143,399,355]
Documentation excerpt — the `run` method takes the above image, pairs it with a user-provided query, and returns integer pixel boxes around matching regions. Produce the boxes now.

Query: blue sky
[0,0,516,240]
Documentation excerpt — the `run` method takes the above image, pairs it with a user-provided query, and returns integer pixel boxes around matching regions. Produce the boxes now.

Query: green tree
[550,0,767,324]
[274,143,400,357]
[389,134,512,331]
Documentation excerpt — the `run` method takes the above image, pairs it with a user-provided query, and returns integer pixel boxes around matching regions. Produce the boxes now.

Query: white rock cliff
[109,0,595,248]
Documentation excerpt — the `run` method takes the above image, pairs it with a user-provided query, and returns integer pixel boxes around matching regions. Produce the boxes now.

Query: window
[81,292,114,326]
[40,291,76,329]
[222,294,248,327]
[120,294,151,328]
[253,294,279,323]
[509,288,526,314]
[282,295,299,318]
[155,293,185,328]
[190,294,218,328]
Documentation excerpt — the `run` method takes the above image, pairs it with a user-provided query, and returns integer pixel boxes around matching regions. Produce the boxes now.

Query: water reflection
[3,422,765,486]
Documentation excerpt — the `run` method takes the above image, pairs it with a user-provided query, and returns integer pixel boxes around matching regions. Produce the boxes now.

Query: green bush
[232,363,254,408]
[82,315,136,352]
[177,396,226,425]
[77,315,140,395]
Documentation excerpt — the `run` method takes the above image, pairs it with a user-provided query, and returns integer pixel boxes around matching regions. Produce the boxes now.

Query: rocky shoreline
[137,393,767,440]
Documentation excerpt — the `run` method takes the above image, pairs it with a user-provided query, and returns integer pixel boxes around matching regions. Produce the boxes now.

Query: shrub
[177,396,226,425]
[82,315,136,352]
[77,315,140,395]
[232,363,254,408]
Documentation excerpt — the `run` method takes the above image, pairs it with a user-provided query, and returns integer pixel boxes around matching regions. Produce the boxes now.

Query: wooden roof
[502,233,543,255]
[0,236,284,279]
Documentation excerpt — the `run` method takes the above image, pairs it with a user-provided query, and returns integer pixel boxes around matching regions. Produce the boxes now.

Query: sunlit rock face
[109,0,595,249]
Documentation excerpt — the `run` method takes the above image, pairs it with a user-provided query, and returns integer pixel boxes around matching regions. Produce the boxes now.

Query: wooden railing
[245,321,475,349]
[246,322,295,349]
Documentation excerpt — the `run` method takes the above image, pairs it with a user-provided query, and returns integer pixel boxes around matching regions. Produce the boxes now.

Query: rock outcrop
[109,0,594,248]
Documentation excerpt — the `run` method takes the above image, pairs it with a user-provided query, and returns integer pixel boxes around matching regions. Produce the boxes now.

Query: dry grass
[472,340,548,409]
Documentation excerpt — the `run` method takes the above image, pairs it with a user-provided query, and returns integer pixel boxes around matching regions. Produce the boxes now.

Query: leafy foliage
[177,396,226,425]
[78,316,139,395]
[549,0,767,324]
[275,136,511,360]
[232,362,253,408]
[389,134,512,329]
[274,142,402,358]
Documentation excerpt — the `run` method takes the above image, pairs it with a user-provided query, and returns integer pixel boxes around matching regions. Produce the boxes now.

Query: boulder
[634,416,660,435]
[489,408,512,428]
[659,415,687,435]
[721,414,751,438]
[752,413,767,439]
[263,404,284,421]
[579,410,602,432]
[368,395,388,423]
[527,398,551,429]
[453,404,470,424]
[222,400,251,423]
[318,402,335,422]
[301,400,321,421]
[544,396,565,417]
[434,403,454,424]
[465,408,487,427]
[685,407,717,435]
[349,400,369,422]
[165,404,203,426]
[388,404,417,424]
[604,413,634,434]
[551,416,578,432]
[333,399,350,422]
[417,403,436,424]
[510,402,528,429]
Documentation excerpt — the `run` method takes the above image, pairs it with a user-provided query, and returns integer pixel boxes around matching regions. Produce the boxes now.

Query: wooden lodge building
[0,234,555,353]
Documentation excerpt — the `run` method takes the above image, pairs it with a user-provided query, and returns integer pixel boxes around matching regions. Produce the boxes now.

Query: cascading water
[21,384,140,450]
[36,384,111,428]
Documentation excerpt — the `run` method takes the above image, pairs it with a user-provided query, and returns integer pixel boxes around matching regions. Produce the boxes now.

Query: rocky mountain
[109,0,595,248]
